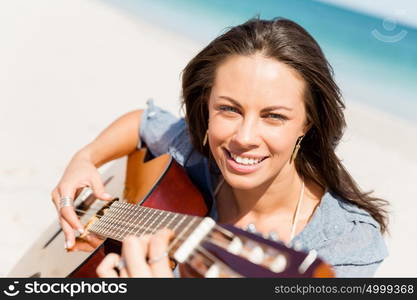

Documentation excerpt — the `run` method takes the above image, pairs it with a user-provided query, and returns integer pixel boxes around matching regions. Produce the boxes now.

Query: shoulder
[138,100,219,207]
[295,191,388,276]
[328,192,388,260]
[139,99,192,166]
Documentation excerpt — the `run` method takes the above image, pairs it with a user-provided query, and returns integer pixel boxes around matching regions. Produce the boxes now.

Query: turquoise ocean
[100,0,417,123]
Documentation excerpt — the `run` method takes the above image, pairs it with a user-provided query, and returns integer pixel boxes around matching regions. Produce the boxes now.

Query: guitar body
[8,149,208,278]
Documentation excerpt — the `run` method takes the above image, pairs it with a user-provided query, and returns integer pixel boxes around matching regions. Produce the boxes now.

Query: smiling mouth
[223,148,269,165]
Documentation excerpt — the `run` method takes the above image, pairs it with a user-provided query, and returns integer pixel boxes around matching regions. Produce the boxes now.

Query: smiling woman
[50,17,389,278]
[207,55,308,191]
[206,55,313,244]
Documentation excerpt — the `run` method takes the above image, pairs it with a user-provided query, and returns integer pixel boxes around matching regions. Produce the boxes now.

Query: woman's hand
[51,150,112,250]
[96,229,174,278]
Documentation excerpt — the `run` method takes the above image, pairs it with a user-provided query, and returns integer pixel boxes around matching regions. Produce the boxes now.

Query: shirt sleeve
[138,99,193,166]
[332,261,382,278]
[329,220,389,277]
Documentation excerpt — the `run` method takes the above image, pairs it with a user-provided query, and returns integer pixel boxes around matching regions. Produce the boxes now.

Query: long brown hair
[181,17,389,233]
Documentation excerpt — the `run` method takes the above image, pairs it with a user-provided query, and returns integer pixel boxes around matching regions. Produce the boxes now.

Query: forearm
[73,109,143,167]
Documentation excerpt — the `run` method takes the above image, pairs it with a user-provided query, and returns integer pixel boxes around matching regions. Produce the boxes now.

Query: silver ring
[147,251,168,264]
[59,196,74,209]
[116,258,126,271]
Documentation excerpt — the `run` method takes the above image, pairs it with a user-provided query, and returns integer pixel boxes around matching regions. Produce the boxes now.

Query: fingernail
[65,240,74,249]
[77,228,84,235]
[102,193,112,199]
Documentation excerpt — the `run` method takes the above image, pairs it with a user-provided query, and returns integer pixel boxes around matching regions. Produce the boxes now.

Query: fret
[132,206,153,236]
[137,208,159,237]
[110,202,124,240]
[125,205,148,237]
[145,210,164,235]
[95,204,115,237]
[90,201,204,251]
[114,203,147,238]
[171,214,187,234]
[115,202,141,240]
[103,203,121,238]
[95,204,152,239]
[163,213,180,254]
[154,210,170,232]
[152,210,171,234]
[169,216,199,253]
[106,202,123,238]
[116,205,149,240]
[109,203,146,239]
[95,202,125,238]
[177,215,197,235]
[107,202,126,238]
[151,210,177,231]
[163,212,179,231]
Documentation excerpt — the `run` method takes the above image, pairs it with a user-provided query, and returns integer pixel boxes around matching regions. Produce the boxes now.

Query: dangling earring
[202,130,208,146]
[290,135,304,164]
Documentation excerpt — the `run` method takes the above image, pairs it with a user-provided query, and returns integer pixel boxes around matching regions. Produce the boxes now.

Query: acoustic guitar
[8,148,334,278]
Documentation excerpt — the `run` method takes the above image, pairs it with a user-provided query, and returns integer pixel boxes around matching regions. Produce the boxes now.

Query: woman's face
[208,54,309,190]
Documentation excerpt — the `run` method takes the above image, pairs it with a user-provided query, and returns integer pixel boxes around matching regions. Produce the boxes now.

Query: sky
[318,0,417,28]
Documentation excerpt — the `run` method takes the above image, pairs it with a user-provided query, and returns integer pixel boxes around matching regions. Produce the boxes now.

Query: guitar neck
[88,200,213,258]
[88,201,333,277]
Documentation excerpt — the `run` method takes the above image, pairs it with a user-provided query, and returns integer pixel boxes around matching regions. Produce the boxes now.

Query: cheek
[263,130,294,158]
[208,116,236,146]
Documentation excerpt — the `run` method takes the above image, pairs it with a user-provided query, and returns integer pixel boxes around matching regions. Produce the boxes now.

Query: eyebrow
[218,96,293,112]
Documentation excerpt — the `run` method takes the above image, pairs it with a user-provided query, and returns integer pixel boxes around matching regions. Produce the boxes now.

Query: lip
[223,148,268,174]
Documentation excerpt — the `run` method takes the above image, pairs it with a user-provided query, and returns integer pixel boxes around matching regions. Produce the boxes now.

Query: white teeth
[230,153,264,165]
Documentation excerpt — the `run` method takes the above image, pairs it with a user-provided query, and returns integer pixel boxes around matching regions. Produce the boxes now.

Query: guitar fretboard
[89,201,205,251]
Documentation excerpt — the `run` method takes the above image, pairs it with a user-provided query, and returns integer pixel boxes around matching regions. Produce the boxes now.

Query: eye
[264,113,288,121]
[219,105,240,114]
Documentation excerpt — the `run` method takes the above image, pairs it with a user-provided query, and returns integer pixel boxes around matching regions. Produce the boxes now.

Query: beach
[1,0,416,277]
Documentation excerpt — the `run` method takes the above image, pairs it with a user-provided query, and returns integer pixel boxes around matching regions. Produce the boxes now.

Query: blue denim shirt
[139,99,388,278]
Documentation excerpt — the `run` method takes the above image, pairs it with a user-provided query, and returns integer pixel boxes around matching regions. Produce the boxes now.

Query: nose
[231,116,262,148]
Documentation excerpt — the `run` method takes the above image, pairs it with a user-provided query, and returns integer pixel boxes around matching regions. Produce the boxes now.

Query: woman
[52,18,388,277]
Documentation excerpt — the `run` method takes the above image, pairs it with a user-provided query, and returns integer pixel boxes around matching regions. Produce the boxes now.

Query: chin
[224,173,265,191]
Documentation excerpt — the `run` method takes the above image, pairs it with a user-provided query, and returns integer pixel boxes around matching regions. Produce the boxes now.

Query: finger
[118,262,130,278]
[71,233,105,252]
[53,189,76,248]
[96,253,121,278]
[122,235,152,277]
[90,175,112,201]
[51,188,62,211]
[60,218,76,249]
[148,229,174,278]
[57,185,85,234]
[82,233,104,248]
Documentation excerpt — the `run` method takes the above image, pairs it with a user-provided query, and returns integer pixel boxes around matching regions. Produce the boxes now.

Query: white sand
[1,0,416,277]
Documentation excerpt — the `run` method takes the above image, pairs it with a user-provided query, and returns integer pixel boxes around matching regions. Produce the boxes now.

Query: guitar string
[76,202,199,234]
[78,202,237,249]
[89,205,201,246]
[182,245,232,278]
[194,245,242,277]
[79,203,283,270]
[94,216,240,267]
[89,202,237,252]
[90,206,219,260]
[92,208,198,239]
[79,207,281,274]
[93,203,199,235]
[75,209,100,217]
